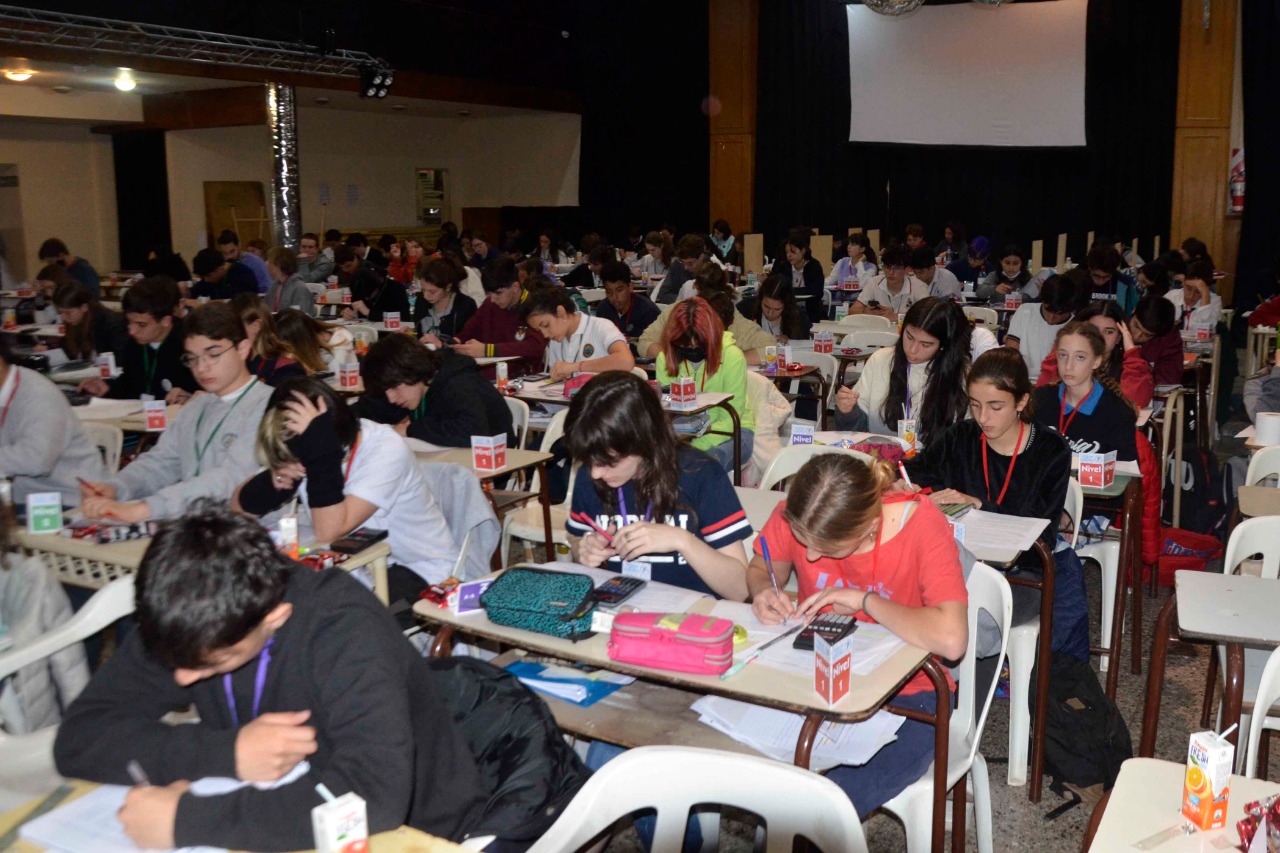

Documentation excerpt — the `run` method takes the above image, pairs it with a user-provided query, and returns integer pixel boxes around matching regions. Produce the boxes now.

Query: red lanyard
[0,370,19,433]
[868,492,917,590]
[1058,384,1089,436]
[344,434,361,481]
[981,421,1025,506]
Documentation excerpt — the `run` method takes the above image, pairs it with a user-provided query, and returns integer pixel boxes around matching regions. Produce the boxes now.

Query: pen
[897,462,914,490]
[77,477,105,498]
[720,624,804,680]
[126,760,151,787]
[760,535,788,624]
[570,511,614,545]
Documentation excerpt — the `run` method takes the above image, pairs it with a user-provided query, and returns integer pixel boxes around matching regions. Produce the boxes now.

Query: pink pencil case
[607,612,735,675]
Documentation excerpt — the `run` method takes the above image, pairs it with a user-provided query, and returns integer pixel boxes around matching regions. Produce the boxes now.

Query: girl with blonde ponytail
[745,452,968,816]
[1032,321,1139,461]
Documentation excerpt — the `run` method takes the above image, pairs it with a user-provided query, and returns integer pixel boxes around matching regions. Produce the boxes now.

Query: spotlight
[114,68,136,91]
[3,69,34,82]
[358,63,393,99]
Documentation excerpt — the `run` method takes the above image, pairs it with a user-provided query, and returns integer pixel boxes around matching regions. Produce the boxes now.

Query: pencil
[77,477,105,498]
[720,624,804,679]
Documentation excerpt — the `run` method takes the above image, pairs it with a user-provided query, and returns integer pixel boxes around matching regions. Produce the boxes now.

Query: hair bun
[867,456,897,495]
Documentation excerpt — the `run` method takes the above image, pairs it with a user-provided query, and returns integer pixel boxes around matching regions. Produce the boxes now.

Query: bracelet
[860,591,872,613]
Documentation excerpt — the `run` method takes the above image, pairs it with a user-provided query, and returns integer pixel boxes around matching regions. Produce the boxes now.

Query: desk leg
[951,772,967,853]
[1083,789,1111,851]
[1196,361,1210,452]
[1025,540,1055,802]
[924,658,951,853]
[429,625,456,658]
[817,375,830,431]
[1127,480,1144,677]
[1172,394,1184,528]
[793,714,822,768]
[716,400,743,486]
[1223,642,1245,750]
[537,461,554,558]
[370,555,390,606]
[1139,596,1178,757]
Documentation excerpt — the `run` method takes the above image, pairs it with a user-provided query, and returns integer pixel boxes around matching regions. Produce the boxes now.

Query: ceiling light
[358,63,393,99]
[114,69,136,91]
[3,70,34,82]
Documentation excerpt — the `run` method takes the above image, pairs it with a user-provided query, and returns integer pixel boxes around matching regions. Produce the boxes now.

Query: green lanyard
[193,378,258,474]
[142,346,158,395]
[413,395,427,421]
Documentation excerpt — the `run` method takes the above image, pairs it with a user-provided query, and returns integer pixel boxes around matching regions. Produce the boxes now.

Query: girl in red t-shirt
[745,453,968,816]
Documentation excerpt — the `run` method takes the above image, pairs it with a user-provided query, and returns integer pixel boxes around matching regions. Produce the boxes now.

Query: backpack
[1162,446,1230,537]
[1030,652,1132,794]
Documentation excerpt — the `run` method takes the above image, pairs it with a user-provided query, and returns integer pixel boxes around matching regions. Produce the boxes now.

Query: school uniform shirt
[266,273,317,316]
[456,291,547,379]
[297,420,458,585]
[904,419,1070,567]
[970,325,999,360]
[1165,288,1223,331]
[852,346,930,438]
[755,495,967,695]
[65,257,101,298]
[62,307,128,362]
[824,257,878,288]
[566,446,750,596]
[1005,303,1070,382]
[1034,381,1138,461]
[108,377,273,518]
[856,274,931,316]
[788,258,826,322]
[655,330,756,453]
[53,565,489,850]
[926,267,964,301]
[104,328,198,400]
[0,366,105,506]
[414,291,478,340]
[546,314,626,370]
[594,293,661,341]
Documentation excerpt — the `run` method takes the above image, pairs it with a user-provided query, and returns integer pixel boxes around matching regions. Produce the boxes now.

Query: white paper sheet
[1238,425,1257,439]
[73,398,144,420]
[957,509,1050,553]
[751,620,906,678]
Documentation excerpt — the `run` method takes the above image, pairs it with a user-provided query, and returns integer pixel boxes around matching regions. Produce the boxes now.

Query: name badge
[621,560,651,581]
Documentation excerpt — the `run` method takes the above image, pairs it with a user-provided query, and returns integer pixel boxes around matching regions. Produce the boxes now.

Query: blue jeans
[826,691,940,816]
[1008,541,1090,663]
[705,427,754,473]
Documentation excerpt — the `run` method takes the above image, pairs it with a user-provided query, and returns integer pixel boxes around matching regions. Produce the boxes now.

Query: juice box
[764,346,778,374]
[1182,729,1233,830]
[310,791,368,853]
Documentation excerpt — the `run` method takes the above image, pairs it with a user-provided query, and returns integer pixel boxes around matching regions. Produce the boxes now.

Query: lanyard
[1058,383,1090,436]
[413,396,427,421]
[616,487,652,523]
[904,364,913,420]
[344,434,361,481]
[193,378,258,474]
[142,345,158,395]
[981,421,1025,506]
[0,371,19,433]
[272,284,283,312]
[224,636,273,728]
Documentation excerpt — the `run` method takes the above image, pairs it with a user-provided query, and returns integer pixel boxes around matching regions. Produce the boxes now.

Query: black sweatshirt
[904,419,1070,566]
[105,327,198,399]
[1033,382,1139,461]
[53,566,489,851]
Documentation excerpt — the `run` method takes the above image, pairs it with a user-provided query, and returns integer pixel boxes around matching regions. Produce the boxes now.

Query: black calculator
[593,575,647,607]
[793,613,858,651]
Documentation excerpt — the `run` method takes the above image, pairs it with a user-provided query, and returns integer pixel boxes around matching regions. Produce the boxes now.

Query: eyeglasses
[181,344,233,369]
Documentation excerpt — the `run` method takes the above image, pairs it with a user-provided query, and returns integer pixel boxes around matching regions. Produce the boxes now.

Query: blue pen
[760,536,787,624]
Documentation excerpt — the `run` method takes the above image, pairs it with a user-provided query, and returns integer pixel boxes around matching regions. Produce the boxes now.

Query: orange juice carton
[814,330,834,354]
[338,362,360,389]
[495,361,509,393]
[277,515,299,560]
[1078,451,1116,489]
[814,632,852,705]
[311,789,368,853]
[669,376,699,411]
[897,418,918,458]
[764,346,778,375]
[383,311,401,331]
[1182,729,1233,830]
[143,400,167,432]
[97,352,117,378]
[471,433,506,471]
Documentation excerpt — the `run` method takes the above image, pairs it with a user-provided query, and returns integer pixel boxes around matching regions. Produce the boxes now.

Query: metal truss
[0,4,388,78]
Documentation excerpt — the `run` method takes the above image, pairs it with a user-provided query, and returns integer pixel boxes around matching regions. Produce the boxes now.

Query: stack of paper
[957,509,1049,554]
[19,785,227,852]
[691,695,904,771]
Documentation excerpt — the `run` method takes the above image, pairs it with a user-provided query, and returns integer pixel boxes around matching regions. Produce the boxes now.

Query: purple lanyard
[616,487,653,523]
[224,637,274,728]
[904,364,913,420]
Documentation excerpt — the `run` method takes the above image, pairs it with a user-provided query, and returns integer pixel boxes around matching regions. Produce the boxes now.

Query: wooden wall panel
[709,135,754,243]
[709,0,758,234]
[1171,129,1229,257]
[1176,0,1236,127]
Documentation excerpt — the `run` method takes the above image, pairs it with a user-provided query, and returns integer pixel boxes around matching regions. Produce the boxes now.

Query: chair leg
[1200,650,1219,729]
[971,756,994,853]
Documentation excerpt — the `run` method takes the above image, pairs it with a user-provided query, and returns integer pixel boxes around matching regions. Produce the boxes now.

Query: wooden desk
[1246,325,1277,376]
[831,348,875,386]
[0,780,467,852]
[15,530,394,605]
[413,570,956,853]
[1086,757,1280,852]
[1239,485,1280,519]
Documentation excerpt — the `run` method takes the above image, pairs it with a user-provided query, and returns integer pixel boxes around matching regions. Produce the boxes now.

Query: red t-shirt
[755,495,968,695]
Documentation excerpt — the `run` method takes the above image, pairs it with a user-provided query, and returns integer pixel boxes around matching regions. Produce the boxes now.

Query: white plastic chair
[0,577,136,810]
[525,746,869,853]
[1245,445,1280,487]
[838,313,894,331]
[630,366,649,380]
[578,287,607,305]
[881,562,1012,853]
[505,396,531,450]
[963,306,999,327]
[1244,645,1280,779]
[759,444,871,492]
[346,323,379,346]
[1069,477,1122,675]
[785,350,839,411]
[80,421,123,473]
[840,330,899,352]
[501,409,571,566]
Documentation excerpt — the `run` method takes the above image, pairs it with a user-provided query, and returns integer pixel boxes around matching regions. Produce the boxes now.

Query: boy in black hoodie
[54,505,492,851]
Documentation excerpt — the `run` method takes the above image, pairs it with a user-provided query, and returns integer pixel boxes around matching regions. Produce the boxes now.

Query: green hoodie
[655,330,755,450]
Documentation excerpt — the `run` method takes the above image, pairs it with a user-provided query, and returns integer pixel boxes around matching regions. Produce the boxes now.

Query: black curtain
[112,130,171,271]
[1234,0,1280,311]
[756,0,1180,264]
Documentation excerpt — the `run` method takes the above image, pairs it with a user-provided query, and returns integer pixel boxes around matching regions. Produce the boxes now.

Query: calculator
[793,613,858,651]
[592,575,647,607]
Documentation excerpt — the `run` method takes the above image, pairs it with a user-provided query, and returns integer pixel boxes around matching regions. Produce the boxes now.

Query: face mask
[1003,269,1020,280]
[675,345,706,364]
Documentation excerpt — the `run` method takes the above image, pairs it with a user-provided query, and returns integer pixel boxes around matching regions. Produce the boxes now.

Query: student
[24,263,71,325]
[654,235,708,305]
[975,244,1033,303]
[360,333,515,448]
[414,257,477,343]
[1166,259,1222,331]
[710,219,739,266]
[1034,321,1139,460]
[38,237,100,297]
[265,247,317,316]
[232,295,308,386]
[79,302,273,522]
[1037,301,1154,408]
[532,230,565,265]
[1180,236,1215,269]
[346,231,386,271]
[560,245,612,291]
[747,453,967,816]
[1136,262,1171,297]
[595,260,661,341]
[825,233,879,288]
[218,229,272,294]
[933,221,968,263]
[452,256,547,378]
[903,347,1087,660]
[142,244,193,285]
[834,297,971,447]
[275,309,355,372]
[638,264,776,365]
[1085,244,1138,315]
[565,371,750,598]
[52,281,128,361]
[744,275,810,343]
[655,296,754,472]
[523,287,634,381]
[781,228,826,322]
[291,233,330,285]
[189,248,258,301]
[77,276,197,403]
[0,337,105,506]
[1004,275,1079,380]
[946,236,992,287]
[903,223,927,251]
[852,244,930,322]
[636,230,673,278]
[386,239,413,284]
[909,246,962,301]
[1128,294,1184,386]
[51,505,495,850]
[336,246,409,323]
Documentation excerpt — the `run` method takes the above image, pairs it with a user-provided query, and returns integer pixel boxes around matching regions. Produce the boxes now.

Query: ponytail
[784,454,895,549]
